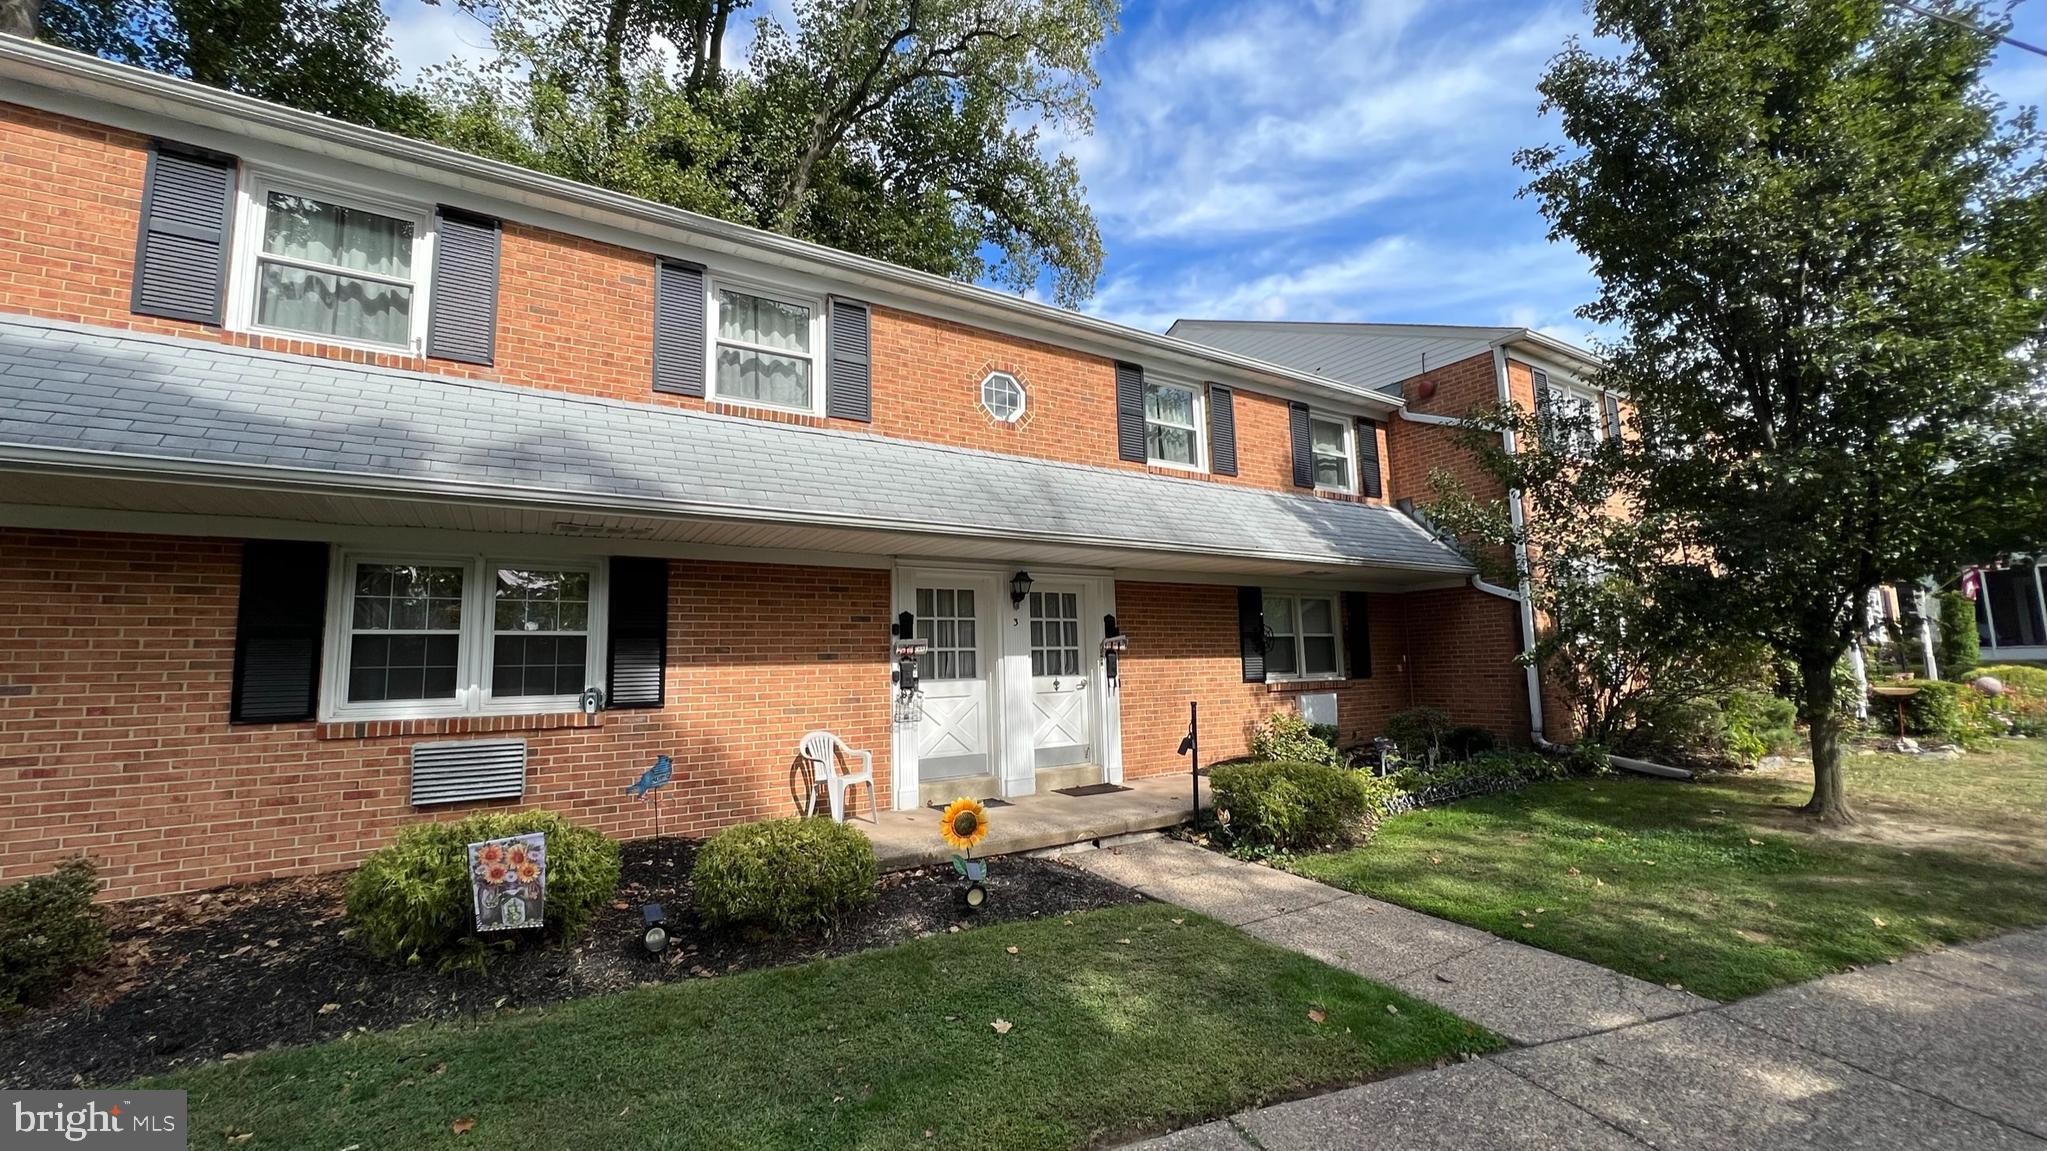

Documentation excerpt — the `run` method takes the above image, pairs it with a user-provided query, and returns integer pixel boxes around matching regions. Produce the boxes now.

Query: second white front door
[1026,585,1093,771]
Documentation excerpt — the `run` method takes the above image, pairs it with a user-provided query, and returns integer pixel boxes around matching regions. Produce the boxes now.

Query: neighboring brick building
[0,40,1607,899]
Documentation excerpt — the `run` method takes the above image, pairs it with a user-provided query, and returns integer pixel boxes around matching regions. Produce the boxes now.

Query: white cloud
[382,1,500,84]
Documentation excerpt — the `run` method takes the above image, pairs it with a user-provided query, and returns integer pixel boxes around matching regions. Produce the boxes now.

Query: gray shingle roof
[0,316,1471,575]
[1168,320,1520,395]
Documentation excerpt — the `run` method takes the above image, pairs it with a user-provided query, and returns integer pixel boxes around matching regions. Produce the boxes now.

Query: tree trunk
[1798,649,1856,823]
[0,0,36,39]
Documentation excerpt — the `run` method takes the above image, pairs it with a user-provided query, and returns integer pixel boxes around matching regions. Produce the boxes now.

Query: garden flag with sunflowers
[468,833,546,932]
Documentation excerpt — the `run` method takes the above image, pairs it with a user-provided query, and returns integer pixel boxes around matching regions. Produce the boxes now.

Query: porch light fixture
[641,903,670,955]
[1009,571,1034,608]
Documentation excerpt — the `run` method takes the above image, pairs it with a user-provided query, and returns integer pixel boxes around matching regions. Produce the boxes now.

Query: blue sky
[384,0,2046,342]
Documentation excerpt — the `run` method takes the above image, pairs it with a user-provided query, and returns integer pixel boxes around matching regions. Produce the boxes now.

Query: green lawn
[145,903,1498,1150]
[1291,741,2047,1002]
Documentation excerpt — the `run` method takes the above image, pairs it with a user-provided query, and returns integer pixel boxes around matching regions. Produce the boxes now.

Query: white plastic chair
[799,730,876,824]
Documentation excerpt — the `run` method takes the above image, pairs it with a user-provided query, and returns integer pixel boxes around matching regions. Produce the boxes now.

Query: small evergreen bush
[1247,711,1344,768]
[1208,761,1390,851]
[1,859,107,1013]
[1938,592,1980,676]
[692,818,878,937]
[1441,725,1498,760]
[347,810,621,969]
[1383,707,1453,763]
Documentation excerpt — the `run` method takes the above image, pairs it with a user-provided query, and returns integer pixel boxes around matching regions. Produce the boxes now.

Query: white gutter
[1491,345,1549,746]
[0,35,1403,416]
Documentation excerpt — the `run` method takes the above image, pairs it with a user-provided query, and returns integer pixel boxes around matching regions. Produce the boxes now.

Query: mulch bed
[0,839,1143,1089]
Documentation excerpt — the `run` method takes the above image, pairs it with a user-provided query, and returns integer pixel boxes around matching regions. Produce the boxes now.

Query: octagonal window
[980,371,1026,423]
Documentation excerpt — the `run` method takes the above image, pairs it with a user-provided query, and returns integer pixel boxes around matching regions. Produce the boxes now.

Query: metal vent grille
[410,739,527,807]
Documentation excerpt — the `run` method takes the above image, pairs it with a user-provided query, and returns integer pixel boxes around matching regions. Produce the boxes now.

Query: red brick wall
[0,101,1390,506]
[0,529,891,900]
[1386,351,1507,510]
[1403,586,1531,740]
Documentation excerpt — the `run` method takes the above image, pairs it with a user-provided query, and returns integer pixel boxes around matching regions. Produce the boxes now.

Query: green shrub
[1721,690,1798,764]
[1393,749,1569,793]
[1975,663,2047,698]
[693,818,878,937]
[1383,707,1453,763]
[1,859,107,1014]
[347,810,621,969]
[1442,725,1498,760]
[1247,711,1343,769]
[1209,761,1390,851]
[1938,592,1980,676]
[1878,679,1966,742]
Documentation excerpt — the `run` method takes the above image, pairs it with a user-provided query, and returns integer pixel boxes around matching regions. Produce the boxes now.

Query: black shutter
[1115,362,1147,463]
[1356,418,1382,498]
[1532,367,1554,441]
[652,260,707,398]
[826,298,873,421]
[230,540,328,723]
[1603,391,1623,440]
[1237,585,1267,684]
[426,207,500,365]
[1287,402,1313,488]
[1208,384,1238,476]
[607,556,668,708]
[1342,590,1372,679]
[131,144,236,325]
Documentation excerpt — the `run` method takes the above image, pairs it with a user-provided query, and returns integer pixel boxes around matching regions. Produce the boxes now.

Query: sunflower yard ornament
[469,832,547,932]
[940,797,992,910]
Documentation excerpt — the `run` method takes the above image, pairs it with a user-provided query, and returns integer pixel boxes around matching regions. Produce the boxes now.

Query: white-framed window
[1264,591,1342,681]
[980,371,1026,423]
[1309,413,1354,492]
[231,172,433,352]
[1543,379,1605,454]
[326,552,606,720]
[708,278,825,415]
[1144,380,1203,468]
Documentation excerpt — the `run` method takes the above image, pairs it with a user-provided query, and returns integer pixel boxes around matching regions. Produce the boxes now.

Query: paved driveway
[1080,839,2047,1150]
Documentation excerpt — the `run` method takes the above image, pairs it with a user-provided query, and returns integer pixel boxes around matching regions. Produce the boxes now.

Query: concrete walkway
[1083,839,2047,1150]
[860,775,1207,871]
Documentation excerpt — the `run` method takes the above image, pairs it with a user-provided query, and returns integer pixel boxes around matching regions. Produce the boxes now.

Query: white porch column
[2034,561,2046,651]
[1917,583,1939,679]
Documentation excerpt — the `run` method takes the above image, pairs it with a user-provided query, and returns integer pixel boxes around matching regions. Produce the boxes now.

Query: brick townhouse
[0,38,1620,899]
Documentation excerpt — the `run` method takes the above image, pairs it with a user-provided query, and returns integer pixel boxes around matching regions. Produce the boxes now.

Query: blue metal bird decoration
[627,755,673,798]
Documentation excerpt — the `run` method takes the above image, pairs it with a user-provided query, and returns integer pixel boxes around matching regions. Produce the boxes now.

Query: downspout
[1489,345,1550,752]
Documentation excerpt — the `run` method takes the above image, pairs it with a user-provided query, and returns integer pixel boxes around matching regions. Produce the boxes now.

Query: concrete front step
[857,773,1209,871]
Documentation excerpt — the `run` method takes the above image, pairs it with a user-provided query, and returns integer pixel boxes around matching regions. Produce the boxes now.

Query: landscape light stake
[1178,701,1200,817]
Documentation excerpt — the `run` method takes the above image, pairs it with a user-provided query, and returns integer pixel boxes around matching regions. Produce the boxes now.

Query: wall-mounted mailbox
[1101,613,1127,681]
[891,609,930,698]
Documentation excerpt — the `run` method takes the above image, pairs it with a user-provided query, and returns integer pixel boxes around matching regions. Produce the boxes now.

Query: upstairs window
[1145,381,1203,467]
[238,178,429,350]
[1309,414,1353,492]
[712,284,820,414]
[1540,377,1605,454]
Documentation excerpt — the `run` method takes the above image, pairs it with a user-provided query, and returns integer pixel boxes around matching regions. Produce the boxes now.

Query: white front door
[910,581,994,785]
[1027,585,1093,770]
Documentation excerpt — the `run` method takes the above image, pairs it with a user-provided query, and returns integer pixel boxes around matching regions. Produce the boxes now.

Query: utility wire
[1886,0,2047,58]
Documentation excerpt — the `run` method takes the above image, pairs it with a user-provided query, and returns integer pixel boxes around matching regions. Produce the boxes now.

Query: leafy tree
[38,0,430,131]
[1519,0,2047,821]
[421,0,1110,304]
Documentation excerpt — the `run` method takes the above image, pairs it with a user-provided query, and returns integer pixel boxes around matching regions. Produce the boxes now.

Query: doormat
[1053,783,1131,797]
[929,797,1013,811]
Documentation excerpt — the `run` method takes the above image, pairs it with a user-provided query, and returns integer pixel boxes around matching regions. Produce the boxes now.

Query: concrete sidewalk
[1086,838,2047,1150]
[1069,837,1710,1045]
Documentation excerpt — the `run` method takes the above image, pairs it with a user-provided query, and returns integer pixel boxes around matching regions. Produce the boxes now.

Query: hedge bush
[692,817,877,937]
[1939,592,1980,676]
[1208,761,1391,851]
[1383,707,1453,763]
[1247,711,1343,769]
[1721,690,1798,764]
[1879,679,1967,742]
[346,810,621,969]
[1,859,107,1014]
[1974,663,2047,698]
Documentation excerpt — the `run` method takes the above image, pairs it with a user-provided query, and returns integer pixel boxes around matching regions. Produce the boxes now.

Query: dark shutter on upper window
[1237,585,1267,684]
[1208,384,1238,476]
[1115,362,1147,463]
[1603,391,1623,440]
[606,556,668,708]
[826,298,873,421]
[1531,367,1554,441]
[652,259,707,398]
[1342,590,1372,679]
[1287,402,1314,488]
[1356,418,1383,498]
[426,207,500,365]
[230,540,328,724]
[131,143,236,325]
